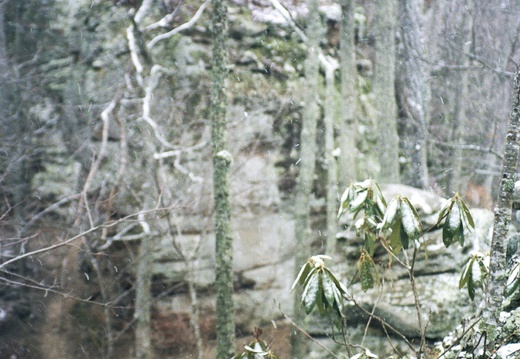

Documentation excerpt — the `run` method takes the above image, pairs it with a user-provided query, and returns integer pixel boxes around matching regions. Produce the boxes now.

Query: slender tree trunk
[445,1,471,195]
[484,64,520,326]
[134,218,154,359]
[325,62,339,256]
[291,0,321,357]
[373,0,400,183]
[339,0,358,188]
[397,0,430,189]
[210,1,235,358]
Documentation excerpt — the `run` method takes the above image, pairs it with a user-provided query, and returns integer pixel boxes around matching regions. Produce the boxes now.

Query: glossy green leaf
[399,222,409,250]
[442,219,455,247]
[400,197,421,241]
[456,223,465,247]
[364,232,376,256]
[321,271,336,307]
[376,193,387,217]
[381,197,400,231]
[459,258,474,289]
[291,262,312,291]
[332,284,344,317]
[437,198,454,225]
[315,282,326,315]
[467,275,475,300]
[350,189,368,213]
[446,200,461,232]
[459,199,475,229]
[323,267,349,296]
[338,185,355,218]
[388,219,403,254]
[302,271,320,314]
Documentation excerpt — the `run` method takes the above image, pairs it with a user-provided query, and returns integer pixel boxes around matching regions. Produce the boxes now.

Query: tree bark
[445,1,471,195]
[291,0,321,356]
[338,0,358,188]
[210,0,235,358]
[484,64,520,326]
[325,62,339,256]
[373,0,400,183]
[396,0,430,189]
[134,219,154,359]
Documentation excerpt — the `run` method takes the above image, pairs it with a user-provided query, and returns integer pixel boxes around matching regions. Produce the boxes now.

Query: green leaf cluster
[459,252,489,300]
[380,196,422,254]
[338,179,386,222]
[338,179,386,256]
[436,194,475,247]
[292,255,349,318]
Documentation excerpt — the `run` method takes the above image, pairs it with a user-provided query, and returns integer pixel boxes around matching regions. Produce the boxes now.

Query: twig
[409,247,426,357]
[19,193,81,235]
[0,207,170,270]
[282,313,341,359]
[0,275,120,308]
[437,317,481,358]
[362,280,384,347]
[346,294,418,354]
[429,139,503,160]
[74,93,122,228]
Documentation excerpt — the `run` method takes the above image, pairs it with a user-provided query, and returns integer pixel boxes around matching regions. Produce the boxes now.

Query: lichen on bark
[485,64,520,327]
[210,0,236,358]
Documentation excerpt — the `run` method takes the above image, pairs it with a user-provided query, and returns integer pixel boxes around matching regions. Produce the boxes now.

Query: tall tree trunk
[373,0,400,183]
[210,0,235,358]
[339,0,358,188]
[484,64,520,327]
[325,62,339,256]
[126,5,155,358]
[291,0,322,356]
[397,0,430,189]
[445,1,471,195]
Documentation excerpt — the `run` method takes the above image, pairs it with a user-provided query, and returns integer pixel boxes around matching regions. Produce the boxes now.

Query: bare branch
[0,207,170,270]
[144,0,184,31]
[429,138,503,160]
[74,92,122,227]
[147,0,210,49]
[134,0,155,25]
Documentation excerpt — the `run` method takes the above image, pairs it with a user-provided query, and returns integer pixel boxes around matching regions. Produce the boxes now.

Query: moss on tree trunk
[210,0,235,358]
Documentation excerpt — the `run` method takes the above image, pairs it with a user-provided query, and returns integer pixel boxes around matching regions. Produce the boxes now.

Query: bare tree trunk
[291,0,322,357]
[134,215,154,359]
[338,0,358,188]
[397,0,430,189]
[484,64,520,327]
[210,0,235,358]
[445,1,471,195]
[325,62,339,256]
[373,0,400,183]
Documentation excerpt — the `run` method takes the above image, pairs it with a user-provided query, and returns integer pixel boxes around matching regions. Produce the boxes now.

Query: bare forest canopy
[0,0,520,358]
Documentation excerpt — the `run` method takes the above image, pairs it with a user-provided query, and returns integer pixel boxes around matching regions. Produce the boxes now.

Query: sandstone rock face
[14,3,507,358]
